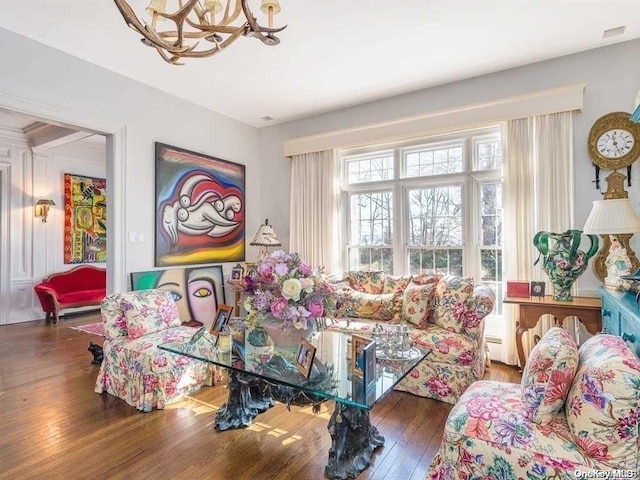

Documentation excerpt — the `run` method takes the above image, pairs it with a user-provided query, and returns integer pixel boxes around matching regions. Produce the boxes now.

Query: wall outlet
[128,232,145,243]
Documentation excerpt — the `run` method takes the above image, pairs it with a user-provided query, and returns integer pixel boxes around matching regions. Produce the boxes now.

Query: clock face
[588,112,640,170]
[597,129,636,159]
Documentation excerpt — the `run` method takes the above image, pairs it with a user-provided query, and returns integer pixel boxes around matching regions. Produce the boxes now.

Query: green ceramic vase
[533,230,599,301]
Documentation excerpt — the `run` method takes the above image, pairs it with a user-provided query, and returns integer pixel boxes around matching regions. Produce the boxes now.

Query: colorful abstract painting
[63,173,107,264]
[155,143,245,267]
[130,266,225,326]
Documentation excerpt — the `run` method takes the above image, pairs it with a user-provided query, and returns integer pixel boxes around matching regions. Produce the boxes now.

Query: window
[340,127,503,328]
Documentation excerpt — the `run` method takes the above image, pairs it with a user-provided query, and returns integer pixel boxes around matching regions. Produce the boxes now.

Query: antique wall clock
[588,111,640,188]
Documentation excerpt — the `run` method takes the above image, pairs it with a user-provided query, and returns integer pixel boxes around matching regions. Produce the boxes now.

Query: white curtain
[289,150,340,273]
[502,111,574,366]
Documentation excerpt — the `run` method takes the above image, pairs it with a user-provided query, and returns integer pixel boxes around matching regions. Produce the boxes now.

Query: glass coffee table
[159,328,429,480]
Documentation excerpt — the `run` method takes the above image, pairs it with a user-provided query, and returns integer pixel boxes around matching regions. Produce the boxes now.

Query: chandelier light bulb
[145,0,167,20]
[260,0,281,28]
[202,0,224,15]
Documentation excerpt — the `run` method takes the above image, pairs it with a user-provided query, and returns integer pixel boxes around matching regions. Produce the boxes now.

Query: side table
[503,295,601,369]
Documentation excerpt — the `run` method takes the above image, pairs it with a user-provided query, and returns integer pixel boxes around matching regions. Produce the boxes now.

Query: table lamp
[250,218,282,260]
[583,198,640,289]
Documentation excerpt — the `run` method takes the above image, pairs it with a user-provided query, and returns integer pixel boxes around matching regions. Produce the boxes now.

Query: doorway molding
[0,90,127,294]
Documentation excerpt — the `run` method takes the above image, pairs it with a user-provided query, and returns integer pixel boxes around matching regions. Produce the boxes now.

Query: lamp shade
[583,198,640,235]
[35,199,55,207]
[250,219,282,247]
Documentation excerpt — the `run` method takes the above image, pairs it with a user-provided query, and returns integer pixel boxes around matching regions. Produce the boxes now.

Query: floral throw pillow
[401,278,438,328]
[121,289,182,339]
[565,334,640,466]
[343,271,386,294]
[381,275,412,294]
[520,327,578,425]
[432,275,474,333]
[338,290,401,321]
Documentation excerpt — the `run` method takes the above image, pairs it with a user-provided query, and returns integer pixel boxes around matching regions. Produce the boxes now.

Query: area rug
[70,322,104,337]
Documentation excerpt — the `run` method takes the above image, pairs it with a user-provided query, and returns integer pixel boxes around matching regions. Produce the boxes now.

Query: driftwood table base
[215,369,384,479]
[325,402,385,480]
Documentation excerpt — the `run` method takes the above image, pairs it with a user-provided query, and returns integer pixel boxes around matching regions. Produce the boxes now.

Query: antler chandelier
[113,0,285,65]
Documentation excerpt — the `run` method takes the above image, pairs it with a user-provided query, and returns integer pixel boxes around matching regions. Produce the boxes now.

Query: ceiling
[1,1,639,128]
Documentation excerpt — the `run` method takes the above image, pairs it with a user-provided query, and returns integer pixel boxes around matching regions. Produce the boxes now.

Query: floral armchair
[427,330,640,478]
[329,272,496,404]
[94,289,215,412]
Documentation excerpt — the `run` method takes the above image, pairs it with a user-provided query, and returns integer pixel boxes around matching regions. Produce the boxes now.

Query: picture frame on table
[295,339,316,378]
[230,263,245,282]
[362,341,376,388]
[530,281,546,298]
[209,304,233,338]
[244,262,257,278]
[351,374,377,405]
[506,281,530,298]
[351,334,372,378]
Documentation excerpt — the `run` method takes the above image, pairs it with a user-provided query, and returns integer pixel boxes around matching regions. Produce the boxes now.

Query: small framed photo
[351,334,372,378]
[210,304,233,336]
[295,338,316,378]
[244,262,257,278]
[230,263,245,282]
[362,341,376,388]
[530,281,546,298]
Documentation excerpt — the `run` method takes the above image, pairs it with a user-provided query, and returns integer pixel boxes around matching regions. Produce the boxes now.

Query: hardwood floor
[0,313,522,480]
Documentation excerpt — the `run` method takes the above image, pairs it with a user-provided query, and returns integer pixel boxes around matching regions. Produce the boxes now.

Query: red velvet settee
[34,266,106,324]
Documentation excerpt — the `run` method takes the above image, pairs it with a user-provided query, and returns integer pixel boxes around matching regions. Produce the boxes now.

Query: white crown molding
[283,83,586,157]
[0,126,29,147]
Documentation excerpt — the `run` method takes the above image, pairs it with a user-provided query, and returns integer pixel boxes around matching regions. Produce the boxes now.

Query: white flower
[300,277,314,293]
[281,278,302,301]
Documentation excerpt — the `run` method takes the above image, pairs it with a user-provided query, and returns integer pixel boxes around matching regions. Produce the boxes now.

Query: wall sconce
[35,199,55,223]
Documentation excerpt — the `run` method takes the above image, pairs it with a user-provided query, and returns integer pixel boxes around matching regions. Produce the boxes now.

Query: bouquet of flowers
[244,250,337,330]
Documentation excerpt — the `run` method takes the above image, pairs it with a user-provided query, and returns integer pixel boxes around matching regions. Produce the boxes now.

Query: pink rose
[154,355,169,368]
[466,396,505,420]
[299,262,312,275]
[459,351,474,365]
[270,297,288,318]
[427,377,452,397]
[258,263,274,279]
[307,300,324,318]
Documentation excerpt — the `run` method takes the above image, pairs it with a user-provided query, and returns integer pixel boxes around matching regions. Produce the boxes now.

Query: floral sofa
[94,289,215,412]
[427,329,640,479]
[327,271,495,404]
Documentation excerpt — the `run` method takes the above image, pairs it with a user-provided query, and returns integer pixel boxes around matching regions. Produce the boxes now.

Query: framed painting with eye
[130,265,225,327]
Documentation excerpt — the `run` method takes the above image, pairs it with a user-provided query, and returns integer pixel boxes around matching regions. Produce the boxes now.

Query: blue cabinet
[600,287,640,357]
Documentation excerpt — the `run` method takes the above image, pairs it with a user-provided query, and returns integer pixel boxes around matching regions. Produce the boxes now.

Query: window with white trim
[340,126,503,334]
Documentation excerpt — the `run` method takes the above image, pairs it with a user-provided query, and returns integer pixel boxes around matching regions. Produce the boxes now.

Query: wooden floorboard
[0,314,522,479]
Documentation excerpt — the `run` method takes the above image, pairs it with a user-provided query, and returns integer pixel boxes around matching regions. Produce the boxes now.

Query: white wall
[0,27,261,323]
[1,128,33,324]
[258,38,640,297]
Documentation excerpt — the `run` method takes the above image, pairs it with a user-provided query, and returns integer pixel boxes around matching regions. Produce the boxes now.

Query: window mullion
[393,147,404,275]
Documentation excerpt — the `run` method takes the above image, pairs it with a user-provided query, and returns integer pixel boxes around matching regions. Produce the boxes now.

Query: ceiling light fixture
[113,0,286,65]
